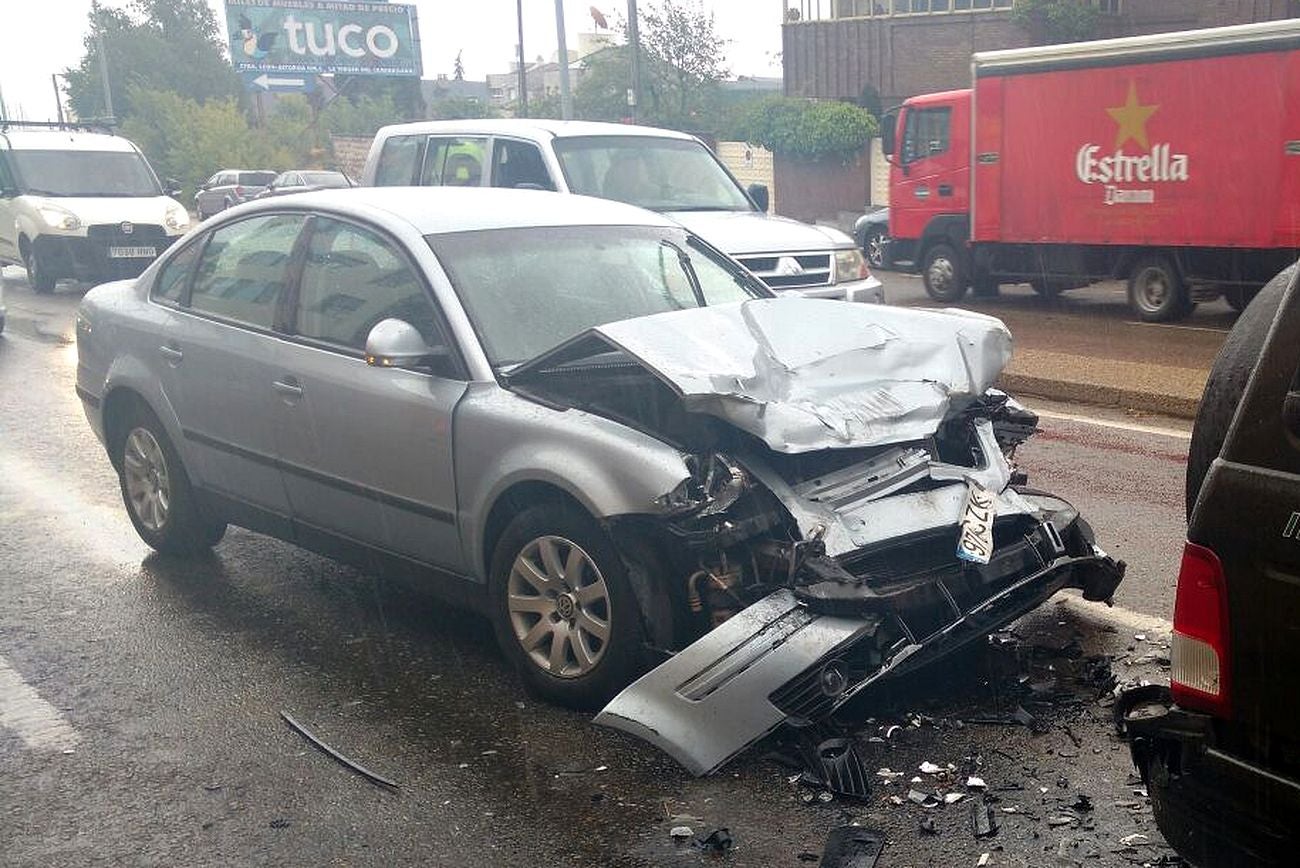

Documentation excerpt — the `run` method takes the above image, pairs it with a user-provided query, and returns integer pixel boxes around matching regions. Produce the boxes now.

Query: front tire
[488,503,647,709]
[24,246,56,294]
[863,229,887,270]
[114,405,226,555]
[1128,255,1193,322]
[921,242,968,303]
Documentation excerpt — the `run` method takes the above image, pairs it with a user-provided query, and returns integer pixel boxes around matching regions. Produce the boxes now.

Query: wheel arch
[917,213,970,264]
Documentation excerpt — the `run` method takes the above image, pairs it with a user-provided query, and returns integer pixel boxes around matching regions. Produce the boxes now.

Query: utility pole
[516,0,529,117]
[626,0,641,122]
[554,0,573,120]
[52,75,65,125]
[95,11,115,122]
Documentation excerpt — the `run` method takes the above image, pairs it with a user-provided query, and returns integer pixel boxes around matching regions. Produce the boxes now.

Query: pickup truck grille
[737,252,833,289]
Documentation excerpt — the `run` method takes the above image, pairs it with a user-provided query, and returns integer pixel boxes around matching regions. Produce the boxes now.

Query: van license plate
[957,482,996,565]
[108,246,156,259]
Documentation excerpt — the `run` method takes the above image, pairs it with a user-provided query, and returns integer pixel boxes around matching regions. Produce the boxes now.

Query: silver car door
[274,215,467,570]
[167,212,308,516]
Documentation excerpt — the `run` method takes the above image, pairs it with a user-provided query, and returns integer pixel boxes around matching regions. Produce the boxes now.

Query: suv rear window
[239,172,276,186]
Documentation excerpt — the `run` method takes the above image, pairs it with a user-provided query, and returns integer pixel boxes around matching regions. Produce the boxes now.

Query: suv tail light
[1170,542,1231,718]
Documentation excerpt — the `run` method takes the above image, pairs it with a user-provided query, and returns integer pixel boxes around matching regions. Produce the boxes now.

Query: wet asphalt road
[2,272,1192,867]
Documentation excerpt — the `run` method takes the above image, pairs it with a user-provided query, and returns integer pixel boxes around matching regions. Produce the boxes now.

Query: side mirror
[364,318,438,370]
[881,110,897,163]
[747,183,770,213]
[165,178,183,197]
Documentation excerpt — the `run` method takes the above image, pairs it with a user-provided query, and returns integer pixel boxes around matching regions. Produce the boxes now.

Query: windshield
[10,149,161,197]
[553,136,754,212]
[429,225,765,367]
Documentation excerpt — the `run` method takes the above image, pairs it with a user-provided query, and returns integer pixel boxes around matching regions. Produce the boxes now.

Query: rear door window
[189,213,307,329]
[373,135,423,186]
[420,137,488,187]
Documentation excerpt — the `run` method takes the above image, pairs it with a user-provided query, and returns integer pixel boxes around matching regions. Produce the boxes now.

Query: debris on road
[817,826,885,868]
[971,799,999,838]
[279,711,398,791]
[694,827,734,858]
[908,789,940,808]
[670,826,695,840]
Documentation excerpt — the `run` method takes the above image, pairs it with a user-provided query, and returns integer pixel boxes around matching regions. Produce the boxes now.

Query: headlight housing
[36,204,81,231]
[834,249,869,284]
[164,204,190,231]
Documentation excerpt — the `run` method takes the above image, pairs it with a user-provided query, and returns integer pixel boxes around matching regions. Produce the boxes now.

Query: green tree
[637,0,728,124]
[730,97,877,161]
[1012,0,1102,45]
[65,0,242,121]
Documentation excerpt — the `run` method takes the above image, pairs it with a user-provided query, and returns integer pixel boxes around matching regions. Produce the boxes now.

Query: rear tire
[488,502,648,710]
[1128,255,1193,322]
[1185,264,1293,517]
[113,404,226,555]
[921,242,968,303]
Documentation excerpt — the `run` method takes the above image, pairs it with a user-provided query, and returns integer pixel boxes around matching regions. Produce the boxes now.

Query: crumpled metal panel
[593,297,1012,453]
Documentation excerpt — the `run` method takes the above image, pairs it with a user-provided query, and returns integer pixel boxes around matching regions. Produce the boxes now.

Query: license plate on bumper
[108,246,156,259]
[957,483,997,564]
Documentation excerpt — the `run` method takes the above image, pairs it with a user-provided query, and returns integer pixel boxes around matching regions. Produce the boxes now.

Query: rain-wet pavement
[2,272,1194,866]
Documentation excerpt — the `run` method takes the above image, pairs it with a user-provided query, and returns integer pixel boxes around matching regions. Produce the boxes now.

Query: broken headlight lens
[834,249,868,283]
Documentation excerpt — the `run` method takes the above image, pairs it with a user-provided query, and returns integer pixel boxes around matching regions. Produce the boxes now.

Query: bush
[729,97,877,161]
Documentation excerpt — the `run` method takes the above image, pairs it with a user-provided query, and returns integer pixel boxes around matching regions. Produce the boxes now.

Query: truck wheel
[488,502,648,710]
[863,229,887,270]
[1128,256,1193,322]
[1186,264,1293,517]
[23,246,56,294]
[922,243,968,303]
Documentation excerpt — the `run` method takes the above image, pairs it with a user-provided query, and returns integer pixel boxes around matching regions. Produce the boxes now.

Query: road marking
[1127,321,1230,335]
[0,655,80,751]
[1032,407,1192,441]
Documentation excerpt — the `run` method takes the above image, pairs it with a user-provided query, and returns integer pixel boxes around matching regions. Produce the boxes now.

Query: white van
[0,125,191,293]
[360,120,883,303]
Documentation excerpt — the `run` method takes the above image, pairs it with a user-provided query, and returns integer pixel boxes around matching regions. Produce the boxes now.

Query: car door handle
[158,344,183,363]
[938,184,953,197]
[273,378,303,400]
[1284,390,1300,437]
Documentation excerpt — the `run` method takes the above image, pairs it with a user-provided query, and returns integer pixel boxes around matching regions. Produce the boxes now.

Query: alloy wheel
[507,535,611,678]
[123,427,171,532]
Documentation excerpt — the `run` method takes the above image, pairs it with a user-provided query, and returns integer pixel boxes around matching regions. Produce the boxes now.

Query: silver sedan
[76,187,1123,775]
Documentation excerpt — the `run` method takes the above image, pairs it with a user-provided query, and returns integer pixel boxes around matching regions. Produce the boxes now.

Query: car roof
[0,129,139,153]
[374,118,700,144]
[238,186,680,235]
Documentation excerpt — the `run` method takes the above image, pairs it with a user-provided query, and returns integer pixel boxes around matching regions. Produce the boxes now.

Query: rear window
[239,172,276,186]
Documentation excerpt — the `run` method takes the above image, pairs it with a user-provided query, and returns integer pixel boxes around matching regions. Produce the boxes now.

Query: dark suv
[194,169,276,220]
[1121,263,1300,866]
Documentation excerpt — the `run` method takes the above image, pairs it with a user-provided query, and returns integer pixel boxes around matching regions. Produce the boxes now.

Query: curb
[998,372,1201,420]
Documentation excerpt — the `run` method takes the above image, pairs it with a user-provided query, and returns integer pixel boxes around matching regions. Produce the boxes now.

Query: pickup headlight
[834,249,869,283]
[164,204,190,231]
[36,204,81,231]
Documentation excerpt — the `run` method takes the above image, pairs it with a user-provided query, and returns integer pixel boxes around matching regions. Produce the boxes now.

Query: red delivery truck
[880,20,1300,322]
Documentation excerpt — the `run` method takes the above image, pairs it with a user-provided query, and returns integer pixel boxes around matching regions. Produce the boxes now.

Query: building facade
[783,0,1300,106]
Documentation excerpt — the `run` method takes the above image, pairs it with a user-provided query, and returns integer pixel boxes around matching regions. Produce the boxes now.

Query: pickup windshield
[553,136,754,213]
[429,225,765,368]
[10,149,161,197]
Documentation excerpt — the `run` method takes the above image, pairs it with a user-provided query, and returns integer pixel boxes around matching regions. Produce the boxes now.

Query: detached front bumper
[1120,686,1300,866]
[596,503,1124,776]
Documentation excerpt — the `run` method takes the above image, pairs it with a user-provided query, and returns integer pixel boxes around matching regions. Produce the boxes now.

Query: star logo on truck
[1107,81,1159,150]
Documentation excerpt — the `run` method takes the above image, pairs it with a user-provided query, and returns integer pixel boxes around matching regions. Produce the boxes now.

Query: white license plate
[108,246,156,259]
[957,482,997,565]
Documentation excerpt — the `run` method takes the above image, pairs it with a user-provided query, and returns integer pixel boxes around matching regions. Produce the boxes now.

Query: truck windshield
[553,136,754,213]
[429,225,764,368]
[10,149,162,197]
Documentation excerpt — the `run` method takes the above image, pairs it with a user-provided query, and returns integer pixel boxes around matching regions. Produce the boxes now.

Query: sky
[0,1,784,122]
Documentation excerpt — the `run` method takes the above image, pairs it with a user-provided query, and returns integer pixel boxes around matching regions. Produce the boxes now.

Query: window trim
[147,234,207,309]
[280,211,470,380]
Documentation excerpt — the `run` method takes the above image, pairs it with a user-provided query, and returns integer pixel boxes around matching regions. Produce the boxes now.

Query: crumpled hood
[547,297,1014,453]
[665,210,854,255]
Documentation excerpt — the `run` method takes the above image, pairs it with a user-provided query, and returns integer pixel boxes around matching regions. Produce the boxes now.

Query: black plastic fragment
[796,734,871,800]
[971,799,998,838]
[817,826,885,868]
[694,827,734,857]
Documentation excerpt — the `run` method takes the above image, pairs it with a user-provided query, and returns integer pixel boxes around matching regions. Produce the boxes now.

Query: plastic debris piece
[919,761,943,775]
[908,789,940,808]
[971,800,998,838]
[944,792,966,805]
[817,826,885,868]
[888,795,904,806]
[694,828,734,857]
[967,776,987,790]
[1119,833,1150,847]
[919,816,938,835]
[1047,816,1075,827]
[796,735,871,800]
[671,826,695,840]
[818,791,835,804]
[884,725,902,739]
[279,711,398,791]
[1070,794,1093,812]
[977,853,991,866]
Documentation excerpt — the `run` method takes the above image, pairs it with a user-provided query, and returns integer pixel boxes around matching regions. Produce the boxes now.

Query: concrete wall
[869,137,889,207]
[773,147,871,225]
[716,141,777,212]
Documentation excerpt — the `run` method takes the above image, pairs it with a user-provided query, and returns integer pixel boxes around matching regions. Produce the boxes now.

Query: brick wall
[330,135,374,182]
[716,141,777,211]
[773,148,871,225]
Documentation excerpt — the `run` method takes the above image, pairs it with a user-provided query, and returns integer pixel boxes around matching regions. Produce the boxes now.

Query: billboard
[225,1,422,77]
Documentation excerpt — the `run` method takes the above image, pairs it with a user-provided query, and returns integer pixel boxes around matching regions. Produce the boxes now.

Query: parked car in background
[361,119,883,303]
[1120,263,1300,866]
[255,170,354,199]
[0,123,189,293]
[194,169,276,220]
[76,186,1122,778]
[853,207,893,270]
